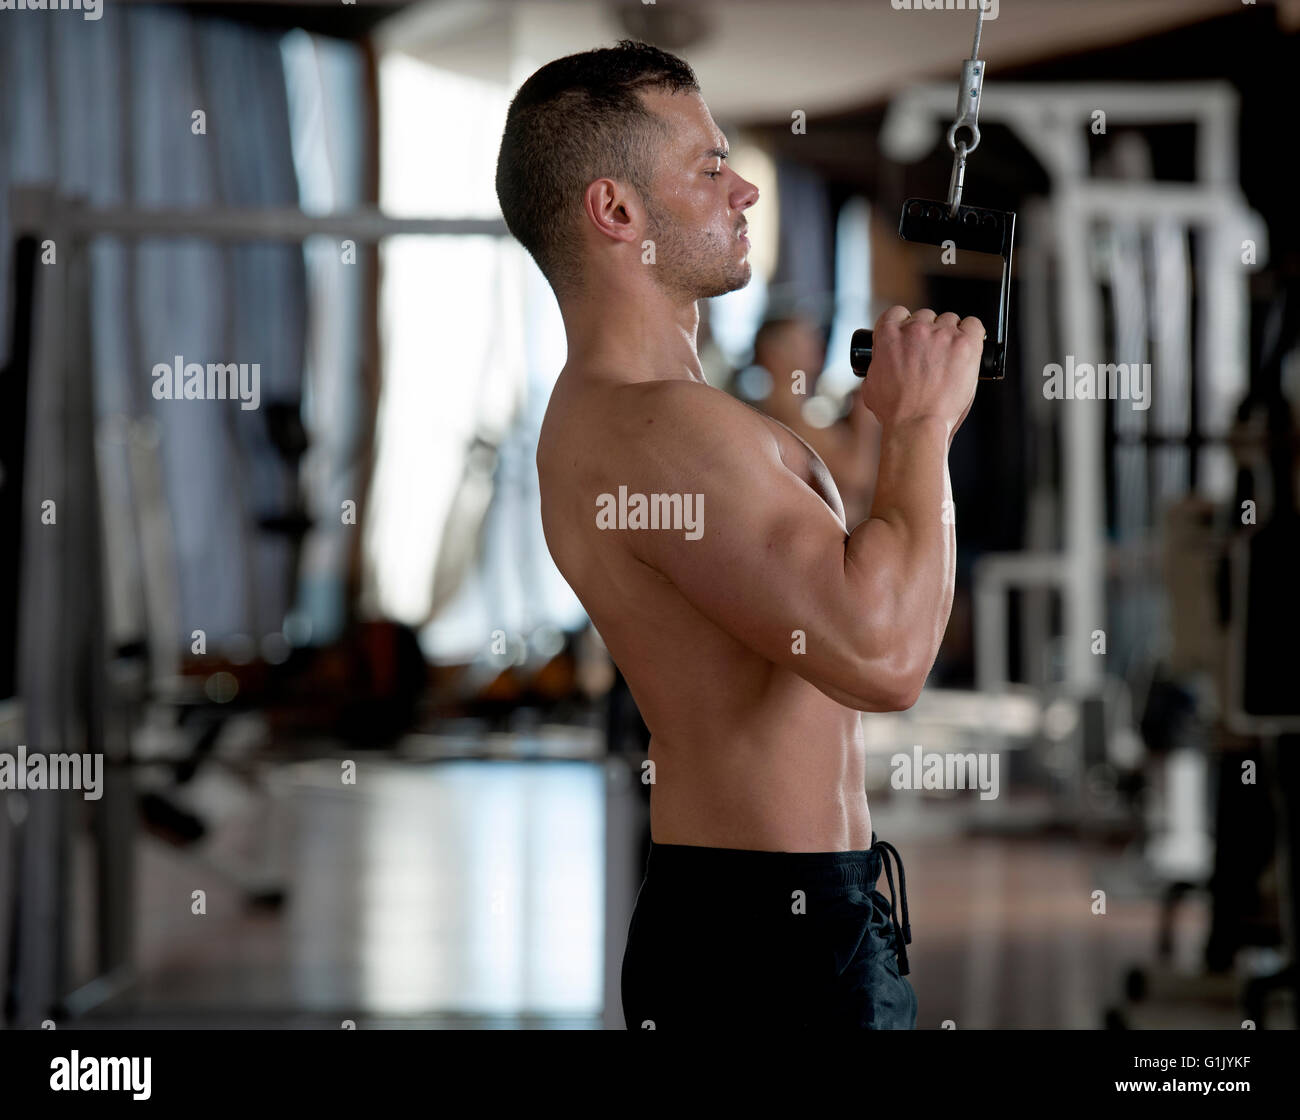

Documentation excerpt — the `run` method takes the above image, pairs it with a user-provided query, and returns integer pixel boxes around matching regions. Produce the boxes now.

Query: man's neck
[559,282,706,384]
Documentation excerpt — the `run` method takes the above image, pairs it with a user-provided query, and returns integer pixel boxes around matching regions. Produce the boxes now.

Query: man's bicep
[629,434,869,700]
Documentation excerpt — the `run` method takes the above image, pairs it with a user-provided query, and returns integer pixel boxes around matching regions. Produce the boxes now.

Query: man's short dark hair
[494,39,700,300]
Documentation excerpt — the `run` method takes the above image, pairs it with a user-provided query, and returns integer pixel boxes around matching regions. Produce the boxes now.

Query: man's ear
[583,178,641,245]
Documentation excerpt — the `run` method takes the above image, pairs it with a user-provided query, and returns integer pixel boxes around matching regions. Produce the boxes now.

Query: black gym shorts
[621,831,916,1029]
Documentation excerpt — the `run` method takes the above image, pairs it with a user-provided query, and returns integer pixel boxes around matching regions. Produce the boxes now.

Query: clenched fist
[858,306,984,434]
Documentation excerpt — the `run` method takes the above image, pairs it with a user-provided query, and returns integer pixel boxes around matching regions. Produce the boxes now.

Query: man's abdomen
[644,731,872,852]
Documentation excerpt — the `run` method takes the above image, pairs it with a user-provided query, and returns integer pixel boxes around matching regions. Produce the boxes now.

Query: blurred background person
[738,314,883,529]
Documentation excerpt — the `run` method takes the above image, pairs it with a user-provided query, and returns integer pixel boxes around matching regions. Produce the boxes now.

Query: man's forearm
[843,416,956,695]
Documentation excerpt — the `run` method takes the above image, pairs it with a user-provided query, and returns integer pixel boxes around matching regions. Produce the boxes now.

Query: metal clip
[946,140,968,217]
[944,7,987,217]
[947,58,984,158]
[946,61,983,217]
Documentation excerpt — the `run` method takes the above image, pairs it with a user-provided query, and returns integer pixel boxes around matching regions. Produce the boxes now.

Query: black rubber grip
[850,327,1002,379]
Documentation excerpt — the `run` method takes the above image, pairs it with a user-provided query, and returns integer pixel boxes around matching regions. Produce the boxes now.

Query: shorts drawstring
[873,835,912,976]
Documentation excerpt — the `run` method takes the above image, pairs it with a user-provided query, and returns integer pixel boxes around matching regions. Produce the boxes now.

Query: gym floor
[67,733,1204,1030]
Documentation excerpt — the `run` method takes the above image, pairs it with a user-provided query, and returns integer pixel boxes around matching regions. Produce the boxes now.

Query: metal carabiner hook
[945,6,987,217]
[946,139,969,218]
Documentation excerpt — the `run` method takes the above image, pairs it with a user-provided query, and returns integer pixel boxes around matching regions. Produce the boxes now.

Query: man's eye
[704,171,721,179]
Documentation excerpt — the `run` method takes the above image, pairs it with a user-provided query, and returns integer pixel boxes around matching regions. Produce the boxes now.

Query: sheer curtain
[366,54,583,665]
[0,8,315,662]
[282,29,371,646]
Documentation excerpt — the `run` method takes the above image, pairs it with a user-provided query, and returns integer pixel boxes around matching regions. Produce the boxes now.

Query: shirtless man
[496,40,982,1029]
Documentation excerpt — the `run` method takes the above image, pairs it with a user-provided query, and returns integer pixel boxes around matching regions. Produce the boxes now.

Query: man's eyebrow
[700,146,729,160]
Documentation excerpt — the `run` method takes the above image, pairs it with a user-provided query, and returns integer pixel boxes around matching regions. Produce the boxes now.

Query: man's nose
[733,175,759,210]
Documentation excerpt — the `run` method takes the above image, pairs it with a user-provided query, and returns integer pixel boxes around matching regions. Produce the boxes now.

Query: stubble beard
[644,198,751,303]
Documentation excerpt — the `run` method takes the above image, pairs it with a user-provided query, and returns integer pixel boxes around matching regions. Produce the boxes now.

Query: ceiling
[375,0,1251,123]
[113,0,410,38]
[113,1,1292,126]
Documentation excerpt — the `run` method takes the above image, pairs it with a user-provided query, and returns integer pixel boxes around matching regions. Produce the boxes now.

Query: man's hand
[858,306,983,439]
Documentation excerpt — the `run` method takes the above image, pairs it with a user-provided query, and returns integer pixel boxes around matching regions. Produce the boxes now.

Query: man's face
[636,89,759,301]
[772,320,827,382]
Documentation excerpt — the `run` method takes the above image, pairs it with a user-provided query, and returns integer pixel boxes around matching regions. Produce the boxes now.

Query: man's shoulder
[546,376,764,447]
[619,377,774,438]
